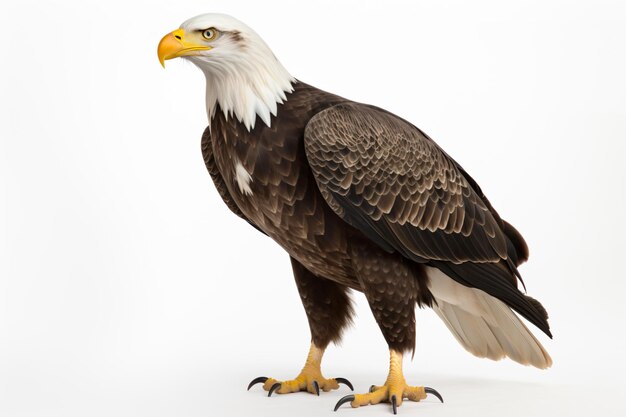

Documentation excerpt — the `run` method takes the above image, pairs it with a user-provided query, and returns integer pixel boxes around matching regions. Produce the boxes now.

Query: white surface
[1,0,625,416]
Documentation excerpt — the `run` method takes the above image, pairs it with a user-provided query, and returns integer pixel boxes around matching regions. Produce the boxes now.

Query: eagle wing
[304,103,550,337]
[304,102,510,264]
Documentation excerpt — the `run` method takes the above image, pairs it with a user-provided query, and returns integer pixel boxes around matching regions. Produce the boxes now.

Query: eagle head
[158,13,295,130]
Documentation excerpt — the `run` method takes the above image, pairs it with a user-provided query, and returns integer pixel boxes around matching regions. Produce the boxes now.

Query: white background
[1,0,625,416]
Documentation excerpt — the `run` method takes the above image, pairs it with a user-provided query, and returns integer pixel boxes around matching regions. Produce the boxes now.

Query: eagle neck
[200,60,295,132]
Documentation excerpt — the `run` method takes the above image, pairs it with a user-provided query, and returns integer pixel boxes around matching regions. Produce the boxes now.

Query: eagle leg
[247,342,353,395]
[334,350,443,414]
[248,259,355,396]
[337,240,441,412]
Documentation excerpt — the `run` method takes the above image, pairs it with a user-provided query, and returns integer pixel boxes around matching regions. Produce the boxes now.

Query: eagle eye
[202,28,218,41]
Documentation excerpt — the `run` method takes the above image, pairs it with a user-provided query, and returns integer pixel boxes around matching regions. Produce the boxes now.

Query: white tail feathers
[425,266,552,369]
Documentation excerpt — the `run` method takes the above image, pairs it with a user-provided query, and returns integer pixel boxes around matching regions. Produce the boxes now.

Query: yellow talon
[249,343,348,396]
[334,349,440,413]
[351,385,427,408]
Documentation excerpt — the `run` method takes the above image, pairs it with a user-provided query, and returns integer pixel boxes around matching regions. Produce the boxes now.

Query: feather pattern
[304,103,509,265]
[201,79,551,358]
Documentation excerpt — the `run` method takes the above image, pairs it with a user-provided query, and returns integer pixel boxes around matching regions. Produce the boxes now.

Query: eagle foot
[248,373,353,396]
[247,343,353,396]
[334,384,443,413]
[334,349,443,413]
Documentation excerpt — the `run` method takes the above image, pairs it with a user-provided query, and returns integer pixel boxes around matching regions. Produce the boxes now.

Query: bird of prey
[157,13,552,414]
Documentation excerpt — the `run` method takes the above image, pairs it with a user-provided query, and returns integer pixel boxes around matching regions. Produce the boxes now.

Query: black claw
[247,376,268,391]
[369,385,376,393]
[425,387,444,403]
[334,394,355,412]
[268,382,281,397]
[313,380,320,396]
[391,394,398,415]
[335,377,354,391]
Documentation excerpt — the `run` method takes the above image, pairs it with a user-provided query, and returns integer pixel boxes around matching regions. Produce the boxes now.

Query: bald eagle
[158,13,552,414]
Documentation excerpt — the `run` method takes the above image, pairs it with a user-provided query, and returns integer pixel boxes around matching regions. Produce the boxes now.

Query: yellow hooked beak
[157,29,211,67]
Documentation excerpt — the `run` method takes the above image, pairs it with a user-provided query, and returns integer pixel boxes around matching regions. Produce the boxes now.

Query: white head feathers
[179,13,295,130]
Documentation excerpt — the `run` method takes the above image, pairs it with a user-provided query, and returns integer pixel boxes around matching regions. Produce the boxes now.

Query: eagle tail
[426,266,552,369]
